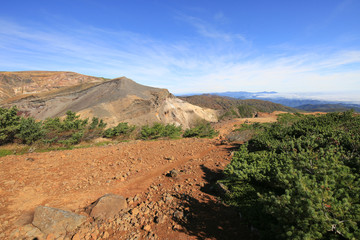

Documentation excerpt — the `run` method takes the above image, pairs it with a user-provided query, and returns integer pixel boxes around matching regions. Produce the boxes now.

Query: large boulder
[32,206,86,236]
[87,194,128,220]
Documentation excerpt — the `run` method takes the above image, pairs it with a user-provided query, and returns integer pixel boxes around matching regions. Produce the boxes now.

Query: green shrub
[0,149,13,157]
[183,121,218,138]
[103,122,135,138]
[140,123,182,140]
[219,109,240,120]
[222,111,360,239]
[276,112,305,126]
[58,131,84,146]
[162,124,182,138]
[62,111,88,131]
[16,117,44,144]
[237,105,257,117]
[43,117,62,132]
[0,106,21,145]
[89,117,107,130]
[0,107,110,148]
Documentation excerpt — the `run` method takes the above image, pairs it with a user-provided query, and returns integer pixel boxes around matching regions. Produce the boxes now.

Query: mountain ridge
[179,94,298,119]
[0,71,106,101]
[1,72,217,128]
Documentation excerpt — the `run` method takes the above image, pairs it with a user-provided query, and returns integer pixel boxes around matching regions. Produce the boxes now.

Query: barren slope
[2,77,218,128]
[0,71,105,101]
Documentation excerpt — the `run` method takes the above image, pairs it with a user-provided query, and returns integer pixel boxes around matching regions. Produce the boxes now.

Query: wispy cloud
[176,14,248,43]
[0,18,359,101]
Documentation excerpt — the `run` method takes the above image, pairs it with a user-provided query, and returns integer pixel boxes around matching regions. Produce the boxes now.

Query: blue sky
[1,0,359,98]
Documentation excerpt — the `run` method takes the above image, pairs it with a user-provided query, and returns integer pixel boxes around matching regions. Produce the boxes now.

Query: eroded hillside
[1,73,218,128]
[0,71,105,101]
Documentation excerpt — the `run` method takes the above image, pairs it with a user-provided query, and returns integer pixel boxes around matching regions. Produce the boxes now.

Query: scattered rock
[143,224,151,231]
[71,233,81,240]
[168,169,179,178]
[163,194,173,203]
[87,194,128,220]
[46,233,55,240]
[32,206,86,236]
[164,156,174,161]
[173,210,184,220]
[102,231,109,238]
[131,208,140,216]
[154,215,166,224]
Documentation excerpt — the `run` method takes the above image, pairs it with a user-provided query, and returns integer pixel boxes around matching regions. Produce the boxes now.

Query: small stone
[168,169,179,178]
[143,224,151,231]
[154,215,166,224]
[102,231,109,238]
[46,233,55,240]
[87,194,127,220]
[131,208,139,215]
[165,195,173,203]
[91,231,98,239]
[172,224,181,230]
[72,233,81,240]
[173,210,184,220]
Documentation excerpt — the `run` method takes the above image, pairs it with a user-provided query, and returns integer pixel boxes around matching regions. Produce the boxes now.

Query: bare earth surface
[0,115,279,240]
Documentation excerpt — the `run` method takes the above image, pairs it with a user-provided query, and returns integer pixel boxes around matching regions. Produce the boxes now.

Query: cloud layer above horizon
[0,1,359,99]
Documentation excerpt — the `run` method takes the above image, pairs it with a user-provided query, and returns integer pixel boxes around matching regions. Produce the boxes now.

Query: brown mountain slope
[0,71,105,101]
[1,77,217,128]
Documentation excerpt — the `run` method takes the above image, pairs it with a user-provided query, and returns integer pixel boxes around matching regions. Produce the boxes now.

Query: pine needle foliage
[222,111,360,239]
[0,106,20,144]
[140,123,182,140]
[103,122,135,138]
[183,121,218,138]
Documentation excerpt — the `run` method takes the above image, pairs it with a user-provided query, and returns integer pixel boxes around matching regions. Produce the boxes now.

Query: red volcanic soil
[0,115,280,239]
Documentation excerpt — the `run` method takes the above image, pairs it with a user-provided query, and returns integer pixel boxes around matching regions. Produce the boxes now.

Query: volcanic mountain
[0,72,217,128]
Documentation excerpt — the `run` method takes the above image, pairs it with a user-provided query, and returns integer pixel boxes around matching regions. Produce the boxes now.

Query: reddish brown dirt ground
[0,115,279,240]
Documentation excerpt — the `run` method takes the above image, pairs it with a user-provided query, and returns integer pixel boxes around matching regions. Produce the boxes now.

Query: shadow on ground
[172,166,257,240]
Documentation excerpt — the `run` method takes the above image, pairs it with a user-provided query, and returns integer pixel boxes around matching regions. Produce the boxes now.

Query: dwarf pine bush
[222,111,360,239]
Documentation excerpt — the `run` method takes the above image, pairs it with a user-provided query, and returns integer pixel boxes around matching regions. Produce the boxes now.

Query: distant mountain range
[179,91,360,113]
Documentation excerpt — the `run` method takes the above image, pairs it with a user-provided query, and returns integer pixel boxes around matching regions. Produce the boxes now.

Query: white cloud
[0,18,359,101]
[176,14,248,43]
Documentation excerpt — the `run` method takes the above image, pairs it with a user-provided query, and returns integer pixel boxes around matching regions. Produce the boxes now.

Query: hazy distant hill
[211,91,333,107]
[296,104,360,112]
[179,94,298,119]
[182,91,360,113]
[212,91,277,99]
